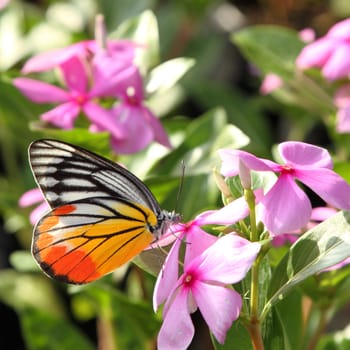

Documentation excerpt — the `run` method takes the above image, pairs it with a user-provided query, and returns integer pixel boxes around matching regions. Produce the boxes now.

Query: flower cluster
[219,141,350,235]
[296,18,350,133]
[13,19,171,154]
[154,214,260,349]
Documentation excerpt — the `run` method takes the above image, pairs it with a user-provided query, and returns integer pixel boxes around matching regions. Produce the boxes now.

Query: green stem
[245,189,258,242]
[247,320,265,350]
[244,189,265,349]
[97,301,116,350]
[250,258,260,325]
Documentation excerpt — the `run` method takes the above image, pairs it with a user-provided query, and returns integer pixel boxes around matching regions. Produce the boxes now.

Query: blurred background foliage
[1,0,350,349]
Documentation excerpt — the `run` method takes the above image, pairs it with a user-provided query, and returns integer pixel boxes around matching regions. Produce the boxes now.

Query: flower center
[126,86,139,105]
[70,91,88,106]
[183,271,197,288]
[280,164,295,175]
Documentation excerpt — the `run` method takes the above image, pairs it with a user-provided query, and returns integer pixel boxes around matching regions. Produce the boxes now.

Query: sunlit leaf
[265,211,350,317]
[146,57,195,94]
[232,26,304,79]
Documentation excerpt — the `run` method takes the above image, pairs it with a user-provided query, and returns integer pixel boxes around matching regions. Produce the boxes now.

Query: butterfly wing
[28,139,162,214]
[28,139,168,283]
[32,196,157,284]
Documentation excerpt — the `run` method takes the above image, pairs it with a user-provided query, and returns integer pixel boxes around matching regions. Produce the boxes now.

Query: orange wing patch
[32,198,157,284]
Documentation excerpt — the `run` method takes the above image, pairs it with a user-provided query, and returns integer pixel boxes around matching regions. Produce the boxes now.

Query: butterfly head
[152,210,182,240]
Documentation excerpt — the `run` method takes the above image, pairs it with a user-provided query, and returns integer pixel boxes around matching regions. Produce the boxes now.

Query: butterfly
[29,139,181,284]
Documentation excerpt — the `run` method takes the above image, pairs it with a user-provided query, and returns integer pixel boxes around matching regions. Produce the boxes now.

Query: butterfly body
[29,139,180,284]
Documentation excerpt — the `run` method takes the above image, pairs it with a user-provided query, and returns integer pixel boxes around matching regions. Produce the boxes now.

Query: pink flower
[153,209,260,348]
[19,188,49,225]
[296,18,350,80]
[154,232,260,349]
[153,199,255,294]
[90,68,171,154]
[260,73,283,95]
[219,141,350,234]
[14,56,124,135]
[334,84,350,133]
[309,206,337,224]
[21,39,136,74]
[298,28,316,43]
[14,32,171,154]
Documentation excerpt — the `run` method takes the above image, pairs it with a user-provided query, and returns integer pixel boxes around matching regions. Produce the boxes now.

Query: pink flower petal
[183,226,217,266]
[296,168,350,210]
[193,281,242,344]
[13,78,69,103]
[144,108,172,148]
[91,55,138,97]
[334,84,350,108]
[21,41,94,73]
[107,40,138,61]
[157,288,194,350]
[113,64,144,100]
[153,238,182,311]
[261,174,312,234]
[83,102,126,139]
[327,18,350,39]
[60,56,88,93]
[29,202,50,225]
[278,141,332,169]
[219,149,275,177]
[109,105,154,154]
[18,188,44,207]
[296,38,334,69]
[310,207,337,221]
[336,107,350,133]
[322,44,350,80]
[299,28,315,43]
[260,73,283,95]
[272,233,299,247]
[193,234,260,284]
[200,195,250,225]
[200,189,264,226]
[41,102,80,129]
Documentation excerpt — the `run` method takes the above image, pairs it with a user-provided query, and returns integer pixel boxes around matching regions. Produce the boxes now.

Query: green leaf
[188,81,271,156]
[232,26,305,80]
[110,10,160,71]
[151,107,250,177]
[274,290,303,350]
[21,307,94,350]
[264,211,350,318]
[146,57,195,94]
[99,0,152,32]
[334,161,350,184]
[212,320,253,350]
[263,306,291,350]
